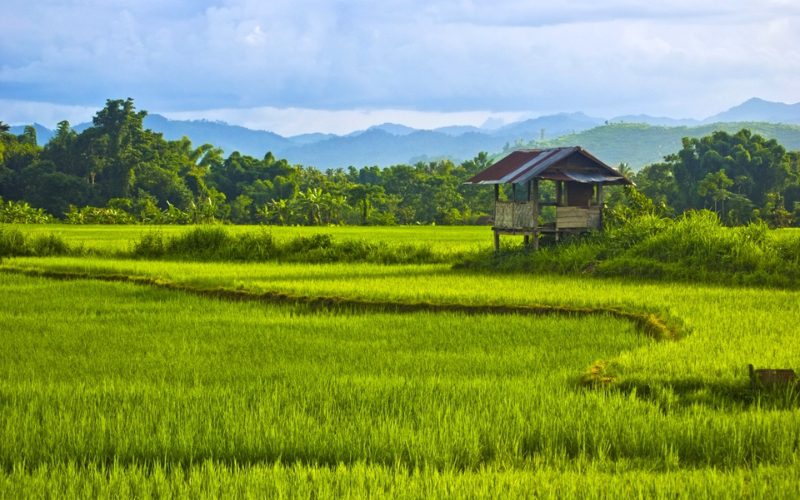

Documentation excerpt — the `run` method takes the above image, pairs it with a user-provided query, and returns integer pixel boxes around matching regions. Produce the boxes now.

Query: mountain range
[9,97,800,170]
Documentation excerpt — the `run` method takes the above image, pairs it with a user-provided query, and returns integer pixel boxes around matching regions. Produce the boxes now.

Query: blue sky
[2,0,799,134]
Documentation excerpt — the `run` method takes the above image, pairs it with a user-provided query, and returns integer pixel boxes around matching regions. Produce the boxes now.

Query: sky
[1,0,799,135]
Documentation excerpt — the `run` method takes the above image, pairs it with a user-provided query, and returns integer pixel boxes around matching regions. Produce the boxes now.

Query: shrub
[0,198,54,223]
[66,205,136,224]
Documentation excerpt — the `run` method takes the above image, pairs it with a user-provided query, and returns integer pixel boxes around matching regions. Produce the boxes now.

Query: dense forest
[2,98,800,226]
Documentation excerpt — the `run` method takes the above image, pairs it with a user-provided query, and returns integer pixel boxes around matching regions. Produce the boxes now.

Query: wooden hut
[464,147,633,251]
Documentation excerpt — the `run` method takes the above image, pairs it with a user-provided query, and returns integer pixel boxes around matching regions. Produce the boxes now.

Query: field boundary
[0,265,684,385]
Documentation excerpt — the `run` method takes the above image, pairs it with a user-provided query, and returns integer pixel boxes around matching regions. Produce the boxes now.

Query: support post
[597,183,604,230]
[555,180,562,241]
[556,181,563,206]
[532,178,540,250]
[494,184,500,201]
[493,229,500,253]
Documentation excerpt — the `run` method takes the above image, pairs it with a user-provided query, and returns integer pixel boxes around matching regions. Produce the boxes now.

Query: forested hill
[12,118,800,172]
[520,122,800,170]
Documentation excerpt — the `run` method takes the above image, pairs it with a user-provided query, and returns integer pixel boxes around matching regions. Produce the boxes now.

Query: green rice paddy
[2,224,799,497]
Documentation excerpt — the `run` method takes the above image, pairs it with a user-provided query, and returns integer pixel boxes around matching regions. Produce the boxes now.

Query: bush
[66,205,136,224]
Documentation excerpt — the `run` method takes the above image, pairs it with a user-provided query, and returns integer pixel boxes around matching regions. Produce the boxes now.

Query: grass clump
[132,227,276,261]
[0,227,72,258]
[130,226,440,264]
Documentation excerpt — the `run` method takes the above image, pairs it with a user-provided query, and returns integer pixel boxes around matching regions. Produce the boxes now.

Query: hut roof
[464,147,633,185]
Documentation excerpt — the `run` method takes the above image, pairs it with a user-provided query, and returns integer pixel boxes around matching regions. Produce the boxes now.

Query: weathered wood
[556,206,601,229]
[493,229,500,253]
[494,201,537,229]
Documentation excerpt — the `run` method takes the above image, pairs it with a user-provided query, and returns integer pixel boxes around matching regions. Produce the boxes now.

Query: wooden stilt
[493,229,500,253]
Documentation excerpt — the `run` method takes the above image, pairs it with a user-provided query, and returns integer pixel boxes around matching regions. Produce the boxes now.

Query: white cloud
[0,0,799,123]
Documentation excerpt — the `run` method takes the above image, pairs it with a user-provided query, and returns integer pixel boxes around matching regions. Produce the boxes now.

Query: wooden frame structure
[464,147,633,251]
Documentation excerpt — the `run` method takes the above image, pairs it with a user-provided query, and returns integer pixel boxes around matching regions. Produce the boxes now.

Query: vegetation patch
[459,211,800,288]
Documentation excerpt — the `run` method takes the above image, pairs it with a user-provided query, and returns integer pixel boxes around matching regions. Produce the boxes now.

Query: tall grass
[3,255,800,493]
[3,461,800,498]
[3,271,800,476]
[0,226,72,258]
[460,211,800,288]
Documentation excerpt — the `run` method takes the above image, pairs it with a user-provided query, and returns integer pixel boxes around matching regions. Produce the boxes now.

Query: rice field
[2,224,800,497]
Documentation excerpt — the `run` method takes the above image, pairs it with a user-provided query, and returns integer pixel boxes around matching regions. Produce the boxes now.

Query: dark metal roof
[464,147,633,185]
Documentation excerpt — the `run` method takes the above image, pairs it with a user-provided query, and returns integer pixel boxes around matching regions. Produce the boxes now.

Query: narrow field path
[0,265,679,340]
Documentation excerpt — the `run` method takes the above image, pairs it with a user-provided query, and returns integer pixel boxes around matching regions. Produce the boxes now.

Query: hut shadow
[608,379,800,412]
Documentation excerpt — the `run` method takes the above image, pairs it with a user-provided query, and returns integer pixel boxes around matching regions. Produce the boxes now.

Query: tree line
[2,98,800,227]
[0,99,495,225]
[632,129,800,226]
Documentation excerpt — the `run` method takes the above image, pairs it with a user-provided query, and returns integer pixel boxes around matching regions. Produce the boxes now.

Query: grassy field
[2,224,800,496]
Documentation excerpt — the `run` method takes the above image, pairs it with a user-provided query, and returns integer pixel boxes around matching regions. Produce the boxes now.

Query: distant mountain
[9,123,55,144]
[492,112,603,141]
[143,114,291,157]
[7,97,800,169]
[280,129,509,168]
[705,97,800,124]
[364,123,418,136]
[287,132,337,145]
[433,125,484,136]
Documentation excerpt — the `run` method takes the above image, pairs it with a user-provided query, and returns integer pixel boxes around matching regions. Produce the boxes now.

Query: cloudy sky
[2,0,799,135]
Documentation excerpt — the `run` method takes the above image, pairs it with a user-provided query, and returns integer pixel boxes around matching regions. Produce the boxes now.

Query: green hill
[527,122,800,170]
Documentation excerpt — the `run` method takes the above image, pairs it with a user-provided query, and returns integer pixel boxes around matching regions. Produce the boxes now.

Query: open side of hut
[464,147,633,251]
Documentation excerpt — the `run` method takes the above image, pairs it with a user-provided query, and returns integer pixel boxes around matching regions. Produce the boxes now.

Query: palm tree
[617,162,634,180]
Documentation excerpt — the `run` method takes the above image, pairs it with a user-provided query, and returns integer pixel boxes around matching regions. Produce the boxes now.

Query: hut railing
[494,201,536,229]
[494,202,602,231]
